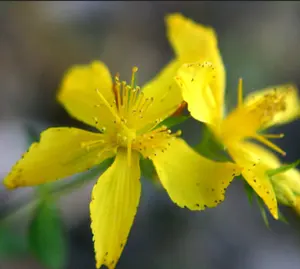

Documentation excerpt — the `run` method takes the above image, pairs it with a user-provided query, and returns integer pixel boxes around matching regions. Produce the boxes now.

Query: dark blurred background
[1,1,300,269]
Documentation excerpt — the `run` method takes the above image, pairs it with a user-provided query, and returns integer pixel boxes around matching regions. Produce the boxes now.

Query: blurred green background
[1,1,300,269]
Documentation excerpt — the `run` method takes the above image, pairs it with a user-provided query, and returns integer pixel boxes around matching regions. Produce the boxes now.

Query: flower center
[219,79,287,156]
[116,127,136,148]
[93,67,183,165]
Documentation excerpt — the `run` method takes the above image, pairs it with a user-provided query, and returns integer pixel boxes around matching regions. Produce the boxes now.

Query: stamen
[121,81,128,109]
[261,133,284,139]
[254,135,286,156]
[141,103,183,133]
[115,75,122,109]
[131,66,138,88]
[138,97,154,118]
[238,78,243,107]
[128,88,137,109]
[96,88,120,122]
[81,139,105,151]
[136,127,182,157]
[133,91,145,113]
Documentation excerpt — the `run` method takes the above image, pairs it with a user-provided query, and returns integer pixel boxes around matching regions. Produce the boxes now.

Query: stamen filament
[262,133,285,139]
[96,88,131,133]
[238,78,243,107]
[131,66,138,88]
[96,89,120,121]
[81,139,105,150]
[115,75,122,109]
[255,135,286,156]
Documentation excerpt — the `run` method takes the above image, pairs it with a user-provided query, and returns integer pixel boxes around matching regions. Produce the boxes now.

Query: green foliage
[194,124,230,162]
[0,225,28,260]
[243,181,289,227]
[256,195,270,228]
[25,123,40,144]
[140,157,156,180]
[157,115,190,129]
[243,181,254,205]
[278,211,289,225]
[28,199,67,269]
[267,159,300,178]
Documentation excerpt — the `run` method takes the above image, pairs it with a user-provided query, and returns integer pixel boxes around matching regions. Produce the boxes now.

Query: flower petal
[167,13,225,114]
[175,61,223,126]
[228,142,279,219]
[140,13,225,128]
[140,60,183,128]
[90,150,141,269]
[149,138,240,210]
[57,61,116,130]
[4,127,114,189]
[244,84,300,127]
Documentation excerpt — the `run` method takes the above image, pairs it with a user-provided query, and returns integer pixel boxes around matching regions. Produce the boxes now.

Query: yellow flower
[176,59,300,218]
[4,61,239,268]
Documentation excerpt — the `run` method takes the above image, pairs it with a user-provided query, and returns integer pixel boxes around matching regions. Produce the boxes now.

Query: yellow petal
[175,61,223,126]
[140,60,183,129]
[140,13,225,129]
[166,13,225,114]
[244,84,300,127]
[149,138,240,210]
[4,127,114,189]
[90,150,141,269]
[57,61,116,130]
[228,142,279,219]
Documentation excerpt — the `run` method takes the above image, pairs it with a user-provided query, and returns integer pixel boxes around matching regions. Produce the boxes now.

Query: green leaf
[267,159,300,178]
[25,124,40,145]
[157,115,190,129]
[140,158,156,180]
[194,124,230,162]
[256,196,270,228]
[278,210,289,225]
[0,225,28,259]
[243,181,254,205]
[28,199,67,269]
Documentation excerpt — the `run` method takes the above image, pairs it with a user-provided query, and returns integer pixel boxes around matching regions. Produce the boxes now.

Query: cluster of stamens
[134,126,182,158]
[249,89,287,127]
[88,67,183,162]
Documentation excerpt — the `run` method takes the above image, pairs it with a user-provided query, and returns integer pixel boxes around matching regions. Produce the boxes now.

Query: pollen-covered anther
[253,90,287,126]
